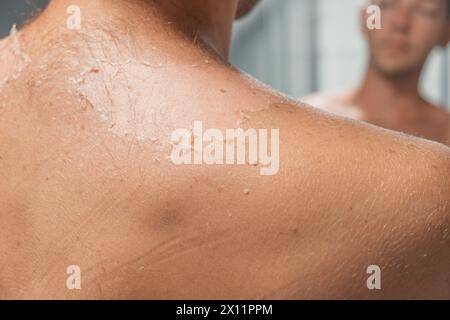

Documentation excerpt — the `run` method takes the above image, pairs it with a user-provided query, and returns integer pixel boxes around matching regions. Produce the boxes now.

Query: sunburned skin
[0,0,449,299]
[0,25,31,90]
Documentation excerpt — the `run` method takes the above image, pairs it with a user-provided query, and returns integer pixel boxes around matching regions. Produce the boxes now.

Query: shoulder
[254,88,450,225]
[427,103,450,145]
[171,66,450,219]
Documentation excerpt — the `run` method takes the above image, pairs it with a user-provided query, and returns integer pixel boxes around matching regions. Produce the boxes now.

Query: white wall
[231,0,318,97]
[317,0,367,93]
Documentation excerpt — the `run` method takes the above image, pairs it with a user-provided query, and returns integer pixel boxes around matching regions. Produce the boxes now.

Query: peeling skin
[96,58,166,70]
[65,57,181,142]
[9,24,31,65]
[1,0,450,300]
[61,25,220,143]
[72,67,109,121]
[0,25,31,90]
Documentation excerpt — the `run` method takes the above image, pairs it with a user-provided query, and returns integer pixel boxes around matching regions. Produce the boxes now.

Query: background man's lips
[381,37,411,51]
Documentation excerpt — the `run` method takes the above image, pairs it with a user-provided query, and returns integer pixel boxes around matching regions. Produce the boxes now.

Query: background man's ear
[439,23,450,47]
[359,7,369,35]
[446,24,450,47]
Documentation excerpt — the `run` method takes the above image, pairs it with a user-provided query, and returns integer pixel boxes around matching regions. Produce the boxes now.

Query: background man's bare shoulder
[430,104,450,145]
[301,90,362,119]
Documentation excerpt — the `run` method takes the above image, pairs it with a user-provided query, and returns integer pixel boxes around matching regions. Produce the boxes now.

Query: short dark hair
[447,0,450,19]
[448,0,450,20]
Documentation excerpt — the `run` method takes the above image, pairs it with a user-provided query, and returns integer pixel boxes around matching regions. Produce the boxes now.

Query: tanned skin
[0,0,449,299]
[303,0,450,146]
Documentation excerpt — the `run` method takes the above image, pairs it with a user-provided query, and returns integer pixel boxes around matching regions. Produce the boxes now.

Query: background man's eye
[378,0,397,10]
[416,6,440,18]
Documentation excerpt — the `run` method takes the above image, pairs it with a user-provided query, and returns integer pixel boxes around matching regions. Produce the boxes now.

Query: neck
[352,62,426,118]
[41,0,238,60]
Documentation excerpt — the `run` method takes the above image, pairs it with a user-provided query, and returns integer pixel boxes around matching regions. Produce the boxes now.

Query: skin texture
[303,0,450,146]
[0,0,449,299]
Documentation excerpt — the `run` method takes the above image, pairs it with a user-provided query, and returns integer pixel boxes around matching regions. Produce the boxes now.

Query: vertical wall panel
[231,0,317,98]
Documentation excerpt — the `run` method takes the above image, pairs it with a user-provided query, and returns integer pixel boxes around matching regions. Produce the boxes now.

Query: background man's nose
[391,5,413,33]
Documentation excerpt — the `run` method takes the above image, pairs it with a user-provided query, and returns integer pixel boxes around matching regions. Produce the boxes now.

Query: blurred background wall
[1,0,449,108]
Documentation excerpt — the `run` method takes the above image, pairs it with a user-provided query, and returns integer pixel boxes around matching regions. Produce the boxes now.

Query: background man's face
[364,0,449,76]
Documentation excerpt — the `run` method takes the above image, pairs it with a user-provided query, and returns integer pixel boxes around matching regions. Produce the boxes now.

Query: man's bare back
[0,0,449,299]
[303,91,450,145]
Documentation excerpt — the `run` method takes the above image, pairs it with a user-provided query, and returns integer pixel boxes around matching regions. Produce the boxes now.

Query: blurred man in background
[303,0,450,145]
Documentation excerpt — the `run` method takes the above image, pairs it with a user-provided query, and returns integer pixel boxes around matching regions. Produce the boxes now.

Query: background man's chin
[372,59,418,77]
